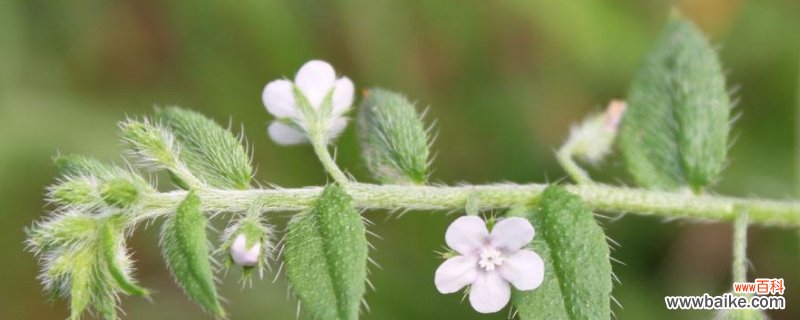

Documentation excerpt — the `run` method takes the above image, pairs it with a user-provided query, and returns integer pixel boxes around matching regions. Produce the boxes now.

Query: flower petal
[490,217,534,252]
[434,255,479,294]
[332,77,354,115]
[230,234,261,267]
[295,60,336,109]
[445,216,489,255]
[468,272,511,313]
[268,122,307,145]
[262,79,299,118]
[325,117,349,142]
[498,250,544,291]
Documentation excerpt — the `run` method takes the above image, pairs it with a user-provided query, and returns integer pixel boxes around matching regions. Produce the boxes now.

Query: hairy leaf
[511,186,613,319]
[50,156,151,209]
[284,185,368,320]
[55,155,115,178]
[156,107,252,189]
[50,178,97,206]
[121,119,180,168]
[160,191,225,317]
[121,119,204,189]
[99,218,149,297]
[358,88,430,184]
[619,16,731,192]
[27,214,144,320]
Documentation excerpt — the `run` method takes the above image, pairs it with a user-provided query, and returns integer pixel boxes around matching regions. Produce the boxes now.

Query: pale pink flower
[230,234,261,267]
[435,216,544,313]
[262,60,354,145]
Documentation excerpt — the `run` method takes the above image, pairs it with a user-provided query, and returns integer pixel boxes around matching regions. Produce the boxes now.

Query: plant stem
[556,146,592,184]
[138,183,800,227]
[732,207,748,284]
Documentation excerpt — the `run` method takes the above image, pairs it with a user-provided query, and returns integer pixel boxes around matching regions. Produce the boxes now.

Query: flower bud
[604,100,626,133]
[563,100,627,164]
[100,178,139,208]
[230,234,261,267]
[222,214,271,276]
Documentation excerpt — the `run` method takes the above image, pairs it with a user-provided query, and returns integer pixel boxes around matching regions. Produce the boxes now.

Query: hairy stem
[311,136,349,185]
[136,183,800,227]
[556,147,592,184]
[732,207,749,284]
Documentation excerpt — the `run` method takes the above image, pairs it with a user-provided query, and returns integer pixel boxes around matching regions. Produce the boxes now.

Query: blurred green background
[1,0,798,319]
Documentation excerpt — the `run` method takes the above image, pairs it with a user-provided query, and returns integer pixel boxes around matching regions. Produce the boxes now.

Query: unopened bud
[230,234,261,267]
[100,178,139,208]
[563,100,627,164]
[604,100,626,133]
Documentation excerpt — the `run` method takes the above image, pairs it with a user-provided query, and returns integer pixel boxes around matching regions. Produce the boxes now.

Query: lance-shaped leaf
[99,217,150,297]
[120,119,203,189]
[160,191,225,317]
[27,213,146,320]
[358,88,430,184]
[618,16,731,192]
[511,186,613,319]
[49,156,151,209]
[284,185,368,320]
[155,107,253,189]
[55,155,115,178]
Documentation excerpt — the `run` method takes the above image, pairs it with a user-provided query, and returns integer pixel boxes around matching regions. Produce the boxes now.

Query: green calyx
[100,178,139,208]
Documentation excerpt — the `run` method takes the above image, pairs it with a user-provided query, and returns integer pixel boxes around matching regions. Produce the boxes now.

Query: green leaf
[160,191,225,317]
[156,107,253,189]
[619,16,731,192]
[27,214,143,320]
[284,185,368,320]
[120,119,180,168]
[68,248,101,320]
[50,178,96,206]
[50,156,151,208]
[510,186,613,320]
[27,213,96,254]
[358,88,430,184]
[99,218,149,297]
[54,155,114,178]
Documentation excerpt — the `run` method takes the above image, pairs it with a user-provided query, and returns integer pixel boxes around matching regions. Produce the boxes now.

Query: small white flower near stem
[262,60,355,145]
[435,216,544,313]
[230,234,261,267]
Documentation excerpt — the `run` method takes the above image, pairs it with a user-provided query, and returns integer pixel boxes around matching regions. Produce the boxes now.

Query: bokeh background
[1,0,798,319]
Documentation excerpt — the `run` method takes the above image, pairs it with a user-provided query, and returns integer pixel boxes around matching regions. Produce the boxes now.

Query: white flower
[262,60,355,145]
[435,216,544,314]
[230,234,261,267]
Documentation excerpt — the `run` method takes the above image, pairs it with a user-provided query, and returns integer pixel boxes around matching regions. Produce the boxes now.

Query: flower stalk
[310,134,350,185]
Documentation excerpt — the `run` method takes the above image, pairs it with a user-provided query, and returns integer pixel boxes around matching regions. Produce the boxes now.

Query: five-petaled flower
[435,216,544,313]
[262,60,355,145]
